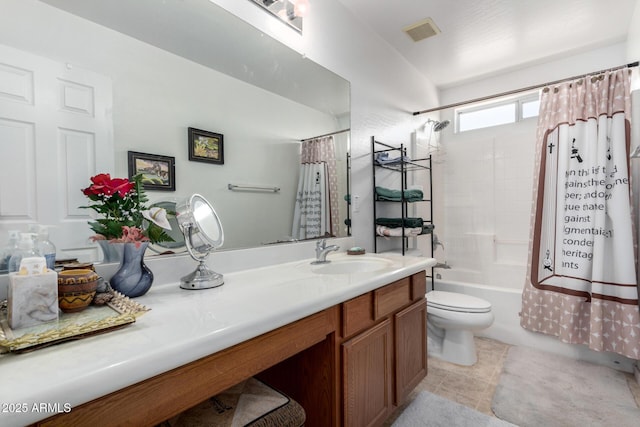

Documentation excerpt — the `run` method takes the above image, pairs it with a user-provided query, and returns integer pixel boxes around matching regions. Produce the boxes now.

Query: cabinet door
[394,299,427,404]
[342,319,392,427]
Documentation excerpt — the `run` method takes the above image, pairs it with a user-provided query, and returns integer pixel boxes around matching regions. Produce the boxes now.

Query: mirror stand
[176,194,225,290]
[180,224,224,290]
[181,264,224,290]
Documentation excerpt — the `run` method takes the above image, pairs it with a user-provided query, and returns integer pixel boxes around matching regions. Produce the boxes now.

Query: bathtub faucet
[312,239,339,264]
[434,261,451,269]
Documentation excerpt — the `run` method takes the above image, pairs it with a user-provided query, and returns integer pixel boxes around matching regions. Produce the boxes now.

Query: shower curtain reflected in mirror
[521,68,640,358]
[291,136,339,240]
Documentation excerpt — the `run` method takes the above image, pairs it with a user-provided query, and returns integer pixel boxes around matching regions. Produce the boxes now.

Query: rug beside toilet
[392,391,515,427]
[492,346,640,427]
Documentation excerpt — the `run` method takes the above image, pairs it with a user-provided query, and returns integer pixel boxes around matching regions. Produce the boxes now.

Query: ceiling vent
[403,17,440,42]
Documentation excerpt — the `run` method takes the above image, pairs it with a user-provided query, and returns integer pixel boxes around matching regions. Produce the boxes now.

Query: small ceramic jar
[57,269,99,313]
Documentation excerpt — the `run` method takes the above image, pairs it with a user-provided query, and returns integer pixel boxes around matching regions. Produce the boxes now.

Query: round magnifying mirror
[176,194,224,290]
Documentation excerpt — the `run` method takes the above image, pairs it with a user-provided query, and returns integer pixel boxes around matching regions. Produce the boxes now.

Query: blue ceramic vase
[98,240,124,264]
[109,242,153,298]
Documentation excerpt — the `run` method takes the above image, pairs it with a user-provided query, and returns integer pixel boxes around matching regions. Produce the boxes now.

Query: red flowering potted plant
[81,173,172,246]
[81,173,173,297]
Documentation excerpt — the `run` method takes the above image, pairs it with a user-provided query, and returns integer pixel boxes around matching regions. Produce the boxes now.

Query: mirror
[147,201,186,255]
[0,0,350,264]
[176,194,224,290]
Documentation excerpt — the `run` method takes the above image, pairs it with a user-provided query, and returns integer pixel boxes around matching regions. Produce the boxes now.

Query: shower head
[426,118,450,132]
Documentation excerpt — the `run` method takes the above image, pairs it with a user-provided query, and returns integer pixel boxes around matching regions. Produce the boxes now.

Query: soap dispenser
[8,232,39,273]
[0,229,20,273]
[34,225,57,270]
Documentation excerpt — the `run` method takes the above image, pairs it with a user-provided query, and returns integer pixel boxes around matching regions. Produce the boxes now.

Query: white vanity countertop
[0,252,434,426]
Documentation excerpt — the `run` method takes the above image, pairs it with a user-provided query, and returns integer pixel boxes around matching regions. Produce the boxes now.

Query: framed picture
[127,151,176,191]
[188,127,224,165]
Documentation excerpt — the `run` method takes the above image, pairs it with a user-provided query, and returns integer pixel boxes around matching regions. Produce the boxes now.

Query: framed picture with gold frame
[188,127,224,165]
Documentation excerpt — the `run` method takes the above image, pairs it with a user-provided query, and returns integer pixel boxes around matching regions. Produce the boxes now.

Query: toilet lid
[427,290,492,313]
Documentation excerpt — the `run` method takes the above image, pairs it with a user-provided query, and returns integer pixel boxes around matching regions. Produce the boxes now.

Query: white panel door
[0,44,113,262]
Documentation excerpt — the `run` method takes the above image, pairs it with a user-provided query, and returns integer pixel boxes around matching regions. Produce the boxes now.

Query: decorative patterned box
[8,269,58,329]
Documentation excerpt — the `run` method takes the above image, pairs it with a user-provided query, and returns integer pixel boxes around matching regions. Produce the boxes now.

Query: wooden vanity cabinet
[35,271,427,427]
[341,272,427,427]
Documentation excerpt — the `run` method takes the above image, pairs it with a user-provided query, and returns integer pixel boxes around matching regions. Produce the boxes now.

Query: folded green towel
[376,217,424,228]
[375,186,423,202]
[422,224,435,234]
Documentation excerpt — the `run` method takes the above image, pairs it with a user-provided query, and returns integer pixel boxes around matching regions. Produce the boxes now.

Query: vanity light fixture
[250,0,308,32]
[293,0,310,18]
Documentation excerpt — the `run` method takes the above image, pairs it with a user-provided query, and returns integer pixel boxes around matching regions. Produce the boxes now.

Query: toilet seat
[427,290,491,313]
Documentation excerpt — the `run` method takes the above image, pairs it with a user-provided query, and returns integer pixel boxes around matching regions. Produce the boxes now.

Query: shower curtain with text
[291,136,339,240]
[521,69,640,359]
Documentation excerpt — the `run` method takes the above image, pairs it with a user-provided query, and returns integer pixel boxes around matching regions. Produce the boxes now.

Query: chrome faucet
[312,239,339,264]
[434,261,451,269]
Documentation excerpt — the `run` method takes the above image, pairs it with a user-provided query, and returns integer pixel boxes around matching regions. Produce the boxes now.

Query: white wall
[440,42,629,107]
[627,0,640,62]
[431,116,537,289]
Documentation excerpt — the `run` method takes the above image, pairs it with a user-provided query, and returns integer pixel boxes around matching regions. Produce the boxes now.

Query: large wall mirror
[0,0,350,265]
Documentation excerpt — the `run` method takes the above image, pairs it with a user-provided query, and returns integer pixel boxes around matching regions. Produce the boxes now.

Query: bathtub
[429,270,637,373]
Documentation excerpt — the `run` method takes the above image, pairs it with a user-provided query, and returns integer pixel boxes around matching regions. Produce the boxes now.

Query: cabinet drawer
[343,292,374,338]
[374,277,411,319]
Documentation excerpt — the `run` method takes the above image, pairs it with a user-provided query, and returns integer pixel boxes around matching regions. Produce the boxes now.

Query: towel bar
[227,183,280,192]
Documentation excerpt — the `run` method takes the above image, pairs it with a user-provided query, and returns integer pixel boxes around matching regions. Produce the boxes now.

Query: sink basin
[311,257,393,275]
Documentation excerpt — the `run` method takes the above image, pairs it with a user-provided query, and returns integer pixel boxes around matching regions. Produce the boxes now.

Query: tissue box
[8,269,59,329]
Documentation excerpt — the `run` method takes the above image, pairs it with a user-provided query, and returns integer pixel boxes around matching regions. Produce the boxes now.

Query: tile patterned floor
[385,337,640,426]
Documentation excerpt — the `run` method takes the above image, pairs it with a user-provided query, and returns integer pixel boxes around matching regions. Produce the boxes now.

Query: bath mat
[392,391,516,427]
[492,346,640,427]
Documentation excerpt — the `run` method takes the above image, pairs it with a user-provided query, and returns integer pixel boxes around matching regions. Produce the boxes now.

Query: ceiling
[38,0,638,92]
[336,0,638,88]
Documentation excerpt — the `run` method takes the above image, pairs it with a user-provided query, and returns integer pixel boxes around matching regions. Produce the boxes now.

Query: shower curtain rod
[300,128,350,142]
[412,61,639,116]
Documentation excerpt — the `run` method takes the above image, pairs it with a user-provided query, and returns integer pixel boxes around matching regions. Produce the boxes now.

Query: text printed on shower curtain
[531,116,637,304]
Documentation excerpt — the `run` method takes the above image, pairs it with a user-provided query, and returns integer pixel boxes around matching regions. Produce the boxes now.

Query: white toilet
[426,290,494,366]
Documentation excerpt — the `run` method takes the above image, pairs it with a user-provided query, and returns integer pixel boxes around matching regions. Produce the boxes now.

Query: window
[521,98,540,119]
[458,102,516,132]
[456,91,540,132]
